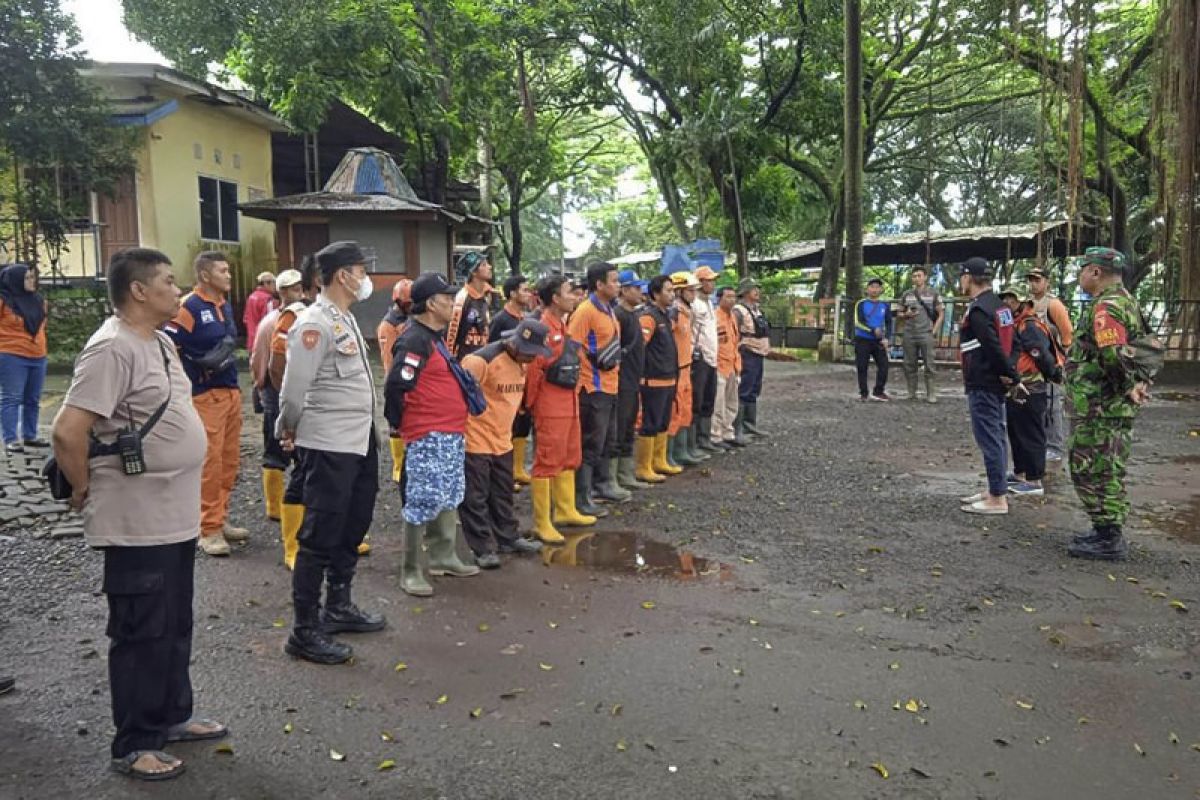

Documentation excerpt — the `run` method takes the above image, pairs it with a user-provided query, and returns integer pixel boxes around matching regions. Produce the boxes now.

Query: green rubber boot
[426,510,480,577]
[400,522,433,597]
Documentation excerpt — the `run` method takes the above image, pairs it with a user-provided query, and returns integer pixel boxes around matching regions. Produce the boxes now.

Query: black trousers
[614,379,640,458]
[284,451,306,505]
[739,351,765,403]
[260,386,288,470]
[293,433,379,615]
[578,390,617,470]
[460,451,520,555]
[854,338,889,396]
[1007,391,1048,481]
[104,538,195,759]
[639,384,675,436]
[691,359,717,418]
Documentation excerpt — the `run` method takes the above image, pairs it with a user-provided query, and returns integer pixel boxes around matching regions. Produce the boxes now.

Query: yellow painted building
[21,63,286,283]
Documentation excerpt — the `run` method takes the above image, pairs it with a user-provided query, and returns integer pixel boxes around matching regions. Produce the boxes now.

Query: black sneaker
[0,675,14,695]
[22,439,49,449]
[4,442,24,455]
[1068,529,1129,561]
[498,538,542,555]
[1071,527,1103,545]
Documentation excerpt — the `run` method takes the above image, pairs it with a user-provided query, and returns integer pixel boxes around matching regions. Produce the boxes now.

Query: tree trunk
[843,0,864,301]
[815,186,845,300]
[706,153,749,278]
[649,154,691,242]
[506,171,524,275]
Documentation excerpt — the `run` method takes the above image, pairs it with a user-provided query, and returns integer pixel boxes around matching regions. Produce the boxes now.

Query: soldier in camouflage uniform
[1064,247,1152,561]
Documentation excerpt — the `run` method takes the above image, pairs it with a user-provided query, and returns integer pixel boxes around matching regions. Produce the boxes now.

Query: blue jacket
[164,286,239,395]
[854,299,892,341]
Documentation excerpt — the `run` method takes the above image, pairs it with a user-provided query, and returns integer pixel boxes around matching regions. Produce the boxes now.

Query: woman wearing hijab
[0,263,49,454]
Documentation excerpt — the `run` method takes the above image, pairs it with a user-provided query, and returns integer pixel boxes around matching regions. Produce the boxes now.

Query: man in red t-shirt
[384,273,480,597]
[243,271,277,346]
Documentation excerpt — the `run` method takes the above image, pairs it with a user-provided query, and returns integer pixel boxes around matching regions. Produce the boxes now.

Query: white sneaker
[198,533,231,556]
[222,523,250,543]
[960,491,986,504]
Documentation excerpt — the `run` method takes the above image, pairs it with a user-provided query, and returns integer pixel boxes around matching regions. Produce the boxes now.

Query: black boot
[743,401,766,439]
[1068,525,1129,561]
[321,582,386,633]
[696,416,722,453]
[285,606,353,664]
[1071,527,1104,545]
[575,464,605,516]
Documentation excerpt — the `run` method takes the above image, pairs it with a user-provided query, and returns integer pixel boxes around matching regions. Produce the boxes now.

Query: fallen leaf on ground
[910,766,931,778]
[732,667,745,676]
[470,707,483,719]
[1169,732,1179,745]
[1169,600,1188,612]
[329,750,345,761]
[1015,700,1035,710]
[611,703,623,716]
[539,662,555,671]
[272,619,285,628]
[870,762,889,779]
[854,700,867,711]
[380,731,394,742]
[477,623,490,632]
[394,661,408,672]
[740,556,756,563]
[888,662,900,671]
[378,759,395,771]
[904,699,920,713]
[283,722,293,734]
[214,742,234,755]
[748,618,760,626]
[435,694,448,705]
[616,739,628,752]
[1133,743,1145,756]
[641,601,656,610]
[1022,605,1036,613]
[548,621,559,629]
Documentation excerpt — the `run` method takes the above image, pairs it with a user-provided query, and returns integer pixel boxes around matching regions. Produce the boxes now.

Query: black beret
[315,241,367,280]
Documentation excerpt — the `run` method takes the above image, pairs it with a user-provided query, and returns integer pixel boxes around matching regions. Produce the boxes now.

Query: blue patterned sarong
[403,432,466,524]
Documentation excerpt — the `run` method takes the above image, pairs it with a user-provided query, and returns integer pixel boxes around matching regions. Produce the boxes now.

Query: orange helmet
[392,278,413,312]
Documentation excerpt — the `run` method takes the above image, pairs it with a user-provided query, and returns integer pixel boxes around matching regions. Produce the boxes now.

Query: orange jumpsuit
[524,310,582,477]
[668,302,694,435]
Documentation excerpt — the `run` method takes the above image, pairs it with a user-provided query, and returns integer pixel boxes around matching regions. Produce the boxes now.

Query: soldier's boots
[286,607,353,665]
[1068,525,1129,561]
[925,371,938,403]
[742,401,767,439]
[906,373,920,401]
[321,582,386,634]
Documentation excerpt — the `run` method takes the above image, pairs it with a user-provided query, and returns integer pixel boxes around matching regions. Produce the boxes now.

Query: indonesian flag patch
[404,352,423,368]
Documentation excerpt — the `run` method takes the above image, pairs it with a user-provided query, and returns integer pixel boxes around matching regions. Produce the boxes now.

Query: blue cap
[618,269,647,290]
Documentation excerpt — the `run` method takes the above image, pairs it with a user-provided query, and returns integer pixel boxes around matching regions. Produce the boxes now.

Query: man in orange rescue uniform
[459,319,552,568]
[525,275,596,544]
[667,271,701,468]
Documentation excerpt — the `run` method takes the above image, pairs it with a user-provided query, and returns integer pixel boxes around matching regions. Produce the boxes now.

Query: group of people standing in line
[11,239,1152,781]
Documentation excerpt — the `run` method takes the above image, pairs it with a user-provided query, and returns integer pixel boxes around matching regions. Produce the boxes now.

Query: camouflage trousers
[1068,416,1134,526]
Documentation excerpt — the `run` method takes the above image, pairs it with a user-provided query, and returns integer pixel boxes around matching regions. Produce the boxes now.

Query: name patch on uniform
[301,329,321,350]
[200,309,215,325]
[1094,307,1127,347]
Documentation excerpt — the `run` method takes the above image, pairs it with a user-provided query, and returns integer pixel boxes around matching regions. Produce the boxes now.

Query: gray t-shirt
[900,287,943,337]
[64,316,207,548]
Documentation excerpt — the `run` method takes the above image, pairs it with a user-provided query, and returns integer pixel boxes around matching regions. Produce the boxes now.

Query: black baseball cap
[502,318,553,358]
[866,277,883,286]
[411,273,459,305]
[959,257,993,278]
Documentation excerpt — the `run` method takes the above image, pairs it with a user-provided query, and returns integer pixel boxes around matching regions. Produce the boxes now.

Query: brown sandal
[111,750,186,781]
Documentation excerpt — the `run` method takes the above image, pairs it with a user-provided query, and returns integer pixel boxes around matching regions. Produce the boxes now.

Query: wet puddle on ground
[542,531,733,582]
[1144,495,1200,544]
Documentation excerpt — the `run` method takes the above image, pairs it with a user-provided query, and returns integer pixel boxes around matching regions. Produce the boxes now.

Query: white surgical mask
[349,273,373,302]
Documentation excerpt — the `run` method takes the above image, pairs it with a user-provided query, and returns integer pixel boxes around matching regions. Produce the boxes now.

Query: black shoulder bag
[42,339,173,500]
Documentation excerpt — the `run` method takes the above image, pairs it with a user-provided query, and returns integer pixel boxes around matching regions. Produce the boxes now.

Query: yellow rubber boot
[279,503,304,570]
[634,436,665,484]
[552,471,597,527]
[262,468,284,520]
[357,536,371,556]
[512,437,532,485]
[389,437,406,483]
[531,478,565,544]
[652,433,682,476]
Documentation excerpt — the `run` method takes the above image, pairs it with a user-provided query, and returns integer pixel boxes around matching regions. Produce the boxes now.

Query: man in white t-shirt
[51,248,227,782]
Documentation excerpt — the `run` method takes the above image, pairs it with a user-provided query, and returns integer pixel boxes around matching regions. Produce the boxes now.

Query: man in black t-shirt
[488,274,531,343]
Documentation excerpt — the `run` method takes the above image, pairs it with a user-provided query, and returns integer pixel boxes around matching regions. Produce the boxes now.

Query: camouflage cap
[997,285,1025,301]
[1080,246,1127,274]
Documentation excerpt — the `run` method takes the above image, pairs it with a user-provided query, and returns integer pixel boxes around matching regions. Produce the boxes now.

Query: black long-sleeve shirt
[960,290,1018,393]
